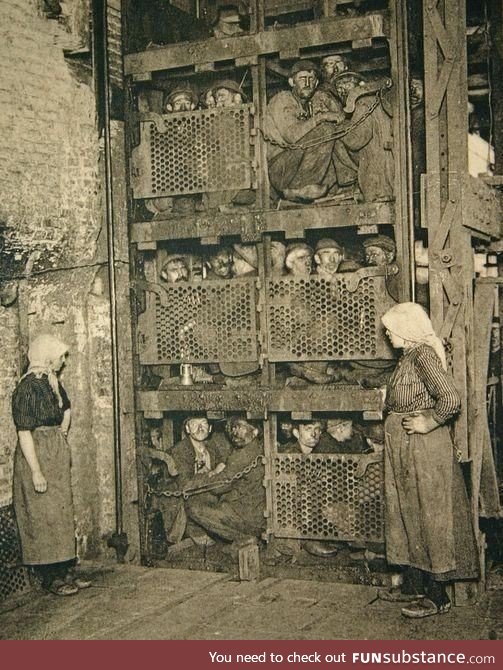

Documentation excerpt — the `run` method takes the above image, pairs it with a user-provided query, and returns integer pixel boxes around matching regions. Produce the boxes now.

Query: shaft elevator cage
[125,0,418,564]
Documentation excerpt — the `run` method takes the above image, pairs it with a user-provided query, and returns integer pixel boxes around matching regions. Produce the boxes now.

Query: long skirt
[13,426,76,565]
[384,414,478,580]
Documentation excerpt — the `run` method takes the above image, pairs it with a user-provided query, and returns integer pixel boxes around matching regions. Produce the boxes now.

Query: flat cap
[362,235,396,253]
[315,238,343,253]
[285,241,314,259]
[165,84,198,106]
[212,79,248,102]
[332,70,365,87]
[290,60,319,77]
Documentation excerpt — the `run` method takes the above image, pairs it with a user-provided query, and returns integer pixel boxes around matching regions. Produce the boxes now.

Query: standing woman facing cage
[379,302,478,618]
[11,334,91,596]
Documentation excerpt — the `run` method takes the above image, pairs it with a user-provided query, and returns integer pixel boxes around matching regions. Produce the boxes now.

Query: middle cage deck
[137,268,395,366]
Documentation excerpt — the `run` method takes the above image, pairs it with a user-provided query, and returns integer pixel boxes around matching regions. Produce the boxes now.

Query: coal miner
[336,234,398,388]
[232,243,258,278]
[284,242,336,385]
[265,60,346,203]
[154,416,231,547]
[186,417,265,545]
[202,79,255,210]
[163,84,198,113]
[362,234,400,302]
[332,71,394,202]
[159,254,190,283]
[212,79,247,108]
[205,246,233,280]
[211,4,246,39]
[314,238,361,279]
[147,84,200,217]
[318,415,372,454]
[311,54,348,120]
[279,419,339,558]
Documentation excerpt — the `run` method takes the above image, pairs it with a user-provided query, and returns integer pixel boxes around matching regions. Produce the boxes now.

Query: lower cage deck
[143,447,388,585]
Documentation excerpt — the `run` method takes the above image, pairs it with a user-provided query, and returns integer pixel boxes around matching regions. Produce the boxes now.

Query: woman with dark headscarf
[12,334,91,595]
[378,303,478,618]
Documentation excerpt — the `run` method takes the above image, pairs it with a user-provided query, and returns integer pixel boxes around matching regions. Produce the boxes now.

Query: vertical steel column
[100,0,128,560]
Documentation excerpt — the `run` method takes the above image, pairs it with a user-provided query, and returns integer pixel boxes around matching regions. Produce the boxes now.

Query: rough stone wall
[0,0,139,560]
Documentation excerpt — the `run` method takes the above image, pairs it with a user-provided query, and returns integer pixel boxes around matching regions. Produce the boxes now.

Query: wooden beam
[137,386,385,415]
[131,202,395,244]
[124,13,386,75]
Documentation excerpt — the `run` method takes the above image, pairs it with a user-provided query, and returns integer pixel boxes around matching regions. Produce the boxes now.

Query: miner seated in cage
[325,234,399,388]
[331,70,395,203]
[185,416,265,550]
[202,78,256,211]
[318,414,374,454]
[211,4,247,40]
[277,419,341,558]
[265,60,353,204]
[282,241,351,386]
[144,84,201,218]
[202,243,260,383]
[283,242,339,386]
[151,416,232,549]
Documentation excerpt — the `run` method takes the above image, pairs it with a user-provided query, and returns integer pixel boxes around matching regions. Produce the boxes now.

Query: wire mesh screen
[132,106,253,199]
[272,454,384,542]
[138,279,258,364]
[0,506,31,601]
[265,274,395,361]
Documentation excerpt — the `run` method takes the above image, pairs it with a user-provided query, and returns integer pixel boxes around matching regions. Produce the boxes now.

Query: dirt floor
[1,558,502,640]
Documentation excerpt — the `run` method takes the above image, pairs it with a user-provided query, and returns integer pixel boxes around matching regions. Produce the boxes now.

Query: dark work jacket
[210,438,264,503]
[171,433,231,488]
[318,430,372,454]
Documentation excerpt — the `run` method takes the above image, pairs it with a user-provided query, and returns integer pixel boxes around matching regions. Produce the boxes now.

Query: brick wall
[0,0,101,266]
[0,1,139,561]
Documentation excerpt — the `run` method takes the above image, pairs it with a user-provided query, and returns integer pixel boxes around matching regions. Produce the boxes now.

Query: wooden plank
[131,202,395,243]
[137,386,385,414]
[472,282,500,518]
[124,14,386,75]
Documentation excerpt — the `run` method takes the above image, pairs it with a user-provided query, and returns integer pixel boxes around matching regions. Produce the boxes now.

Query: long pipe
[101,1,124,538]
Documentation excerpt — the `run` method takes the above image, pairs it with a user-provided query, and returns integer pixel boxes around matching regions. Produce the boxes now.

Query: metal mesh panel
[0,506,31,601]
[132,106,252,199]
[272,454,384,542]
[266,274,395,361]
[138,279,258,365]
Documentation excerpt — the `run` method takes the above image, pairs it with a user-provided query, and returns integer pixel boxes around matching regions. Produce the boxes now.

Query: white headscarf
[381,302,447,370]
[23,334,69,408]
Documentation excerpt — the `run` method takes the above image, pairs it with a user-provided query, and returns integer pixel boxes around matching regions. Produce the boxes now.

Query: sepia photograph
[0,0,502,647]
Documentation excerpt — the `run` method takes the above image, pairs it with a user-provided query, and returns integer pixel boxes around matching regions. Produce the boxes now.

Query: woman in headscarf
[378,302,478,618]
[12,334,91,595]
